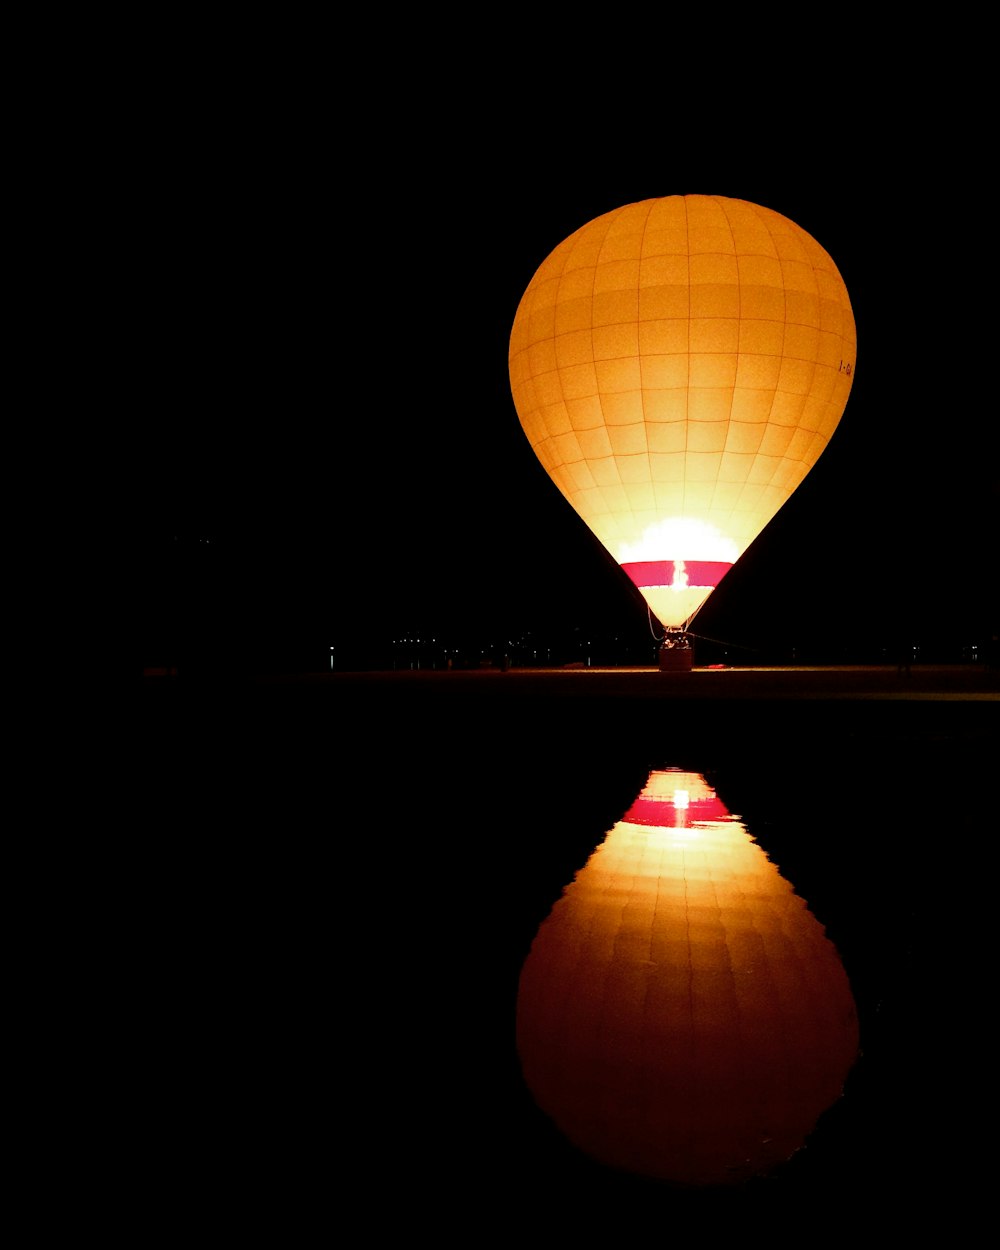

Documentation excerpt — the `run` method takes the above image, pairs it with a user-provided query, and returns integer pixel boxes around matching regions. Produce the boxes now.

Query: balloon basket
[658,636,693,673]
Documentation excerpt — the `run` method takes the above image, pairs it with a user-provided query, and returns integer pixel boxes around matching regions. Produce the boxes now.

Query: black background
[133,37,998,672]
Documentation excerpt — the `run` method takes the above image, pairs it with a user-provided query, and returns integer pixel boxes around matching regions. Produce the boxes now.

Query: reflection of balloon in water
[516,768,859,1186]
[509,196,856,644]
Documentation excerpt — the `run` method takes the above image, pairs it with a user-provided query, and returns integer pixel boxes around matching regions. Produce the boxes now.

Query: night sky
[136,59,998,672]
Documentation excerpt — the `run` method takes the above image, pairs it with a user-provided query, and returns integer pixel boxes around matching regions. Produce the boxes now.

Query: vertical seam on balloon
[636,198,656,539]
[717,196,742,541]
[593,208,627,516]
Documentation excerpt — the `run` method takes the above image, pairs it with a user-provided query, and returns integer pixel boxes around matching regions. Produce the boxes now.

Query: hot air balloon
[516,767,859,1186]
[509,195,856,670]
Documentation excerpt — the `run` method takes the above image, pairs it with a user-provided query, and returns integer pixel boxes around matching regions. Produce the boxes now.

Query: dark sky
[136,59,998,667]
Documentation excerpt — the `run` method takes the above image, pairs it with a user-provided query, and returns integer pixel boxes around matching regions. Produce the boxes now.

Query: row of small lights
[326,636,626,653]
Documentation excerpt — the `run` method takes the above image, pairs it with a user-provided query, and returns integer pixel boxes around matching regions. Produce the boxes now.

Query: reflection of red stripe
[622,560,732,588]
[624,797,730,826]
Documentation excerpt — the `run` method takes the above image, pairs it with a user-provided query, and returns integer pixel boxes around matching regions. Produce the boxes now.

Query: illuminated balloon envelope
[509,196,857,633]
[516,768,859,1186]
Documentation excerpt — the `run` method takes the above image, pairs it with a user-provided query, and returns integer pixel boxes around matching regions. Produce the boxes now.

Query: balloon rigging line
[645,600,760,654]
[687,630,761,653]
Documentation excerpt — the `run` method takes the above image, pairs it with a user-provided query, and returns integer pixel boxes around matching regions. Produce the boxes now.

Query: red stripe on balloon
[621,560,733,589]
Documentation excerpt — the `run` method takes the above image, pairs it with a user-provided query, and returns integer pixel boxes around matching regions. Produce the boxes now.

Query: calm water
[135,674,995,1235]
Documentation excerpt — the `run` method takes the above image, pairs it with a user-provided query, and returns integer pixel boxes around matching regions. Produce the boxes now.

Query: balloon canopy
[509,195,856,631]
